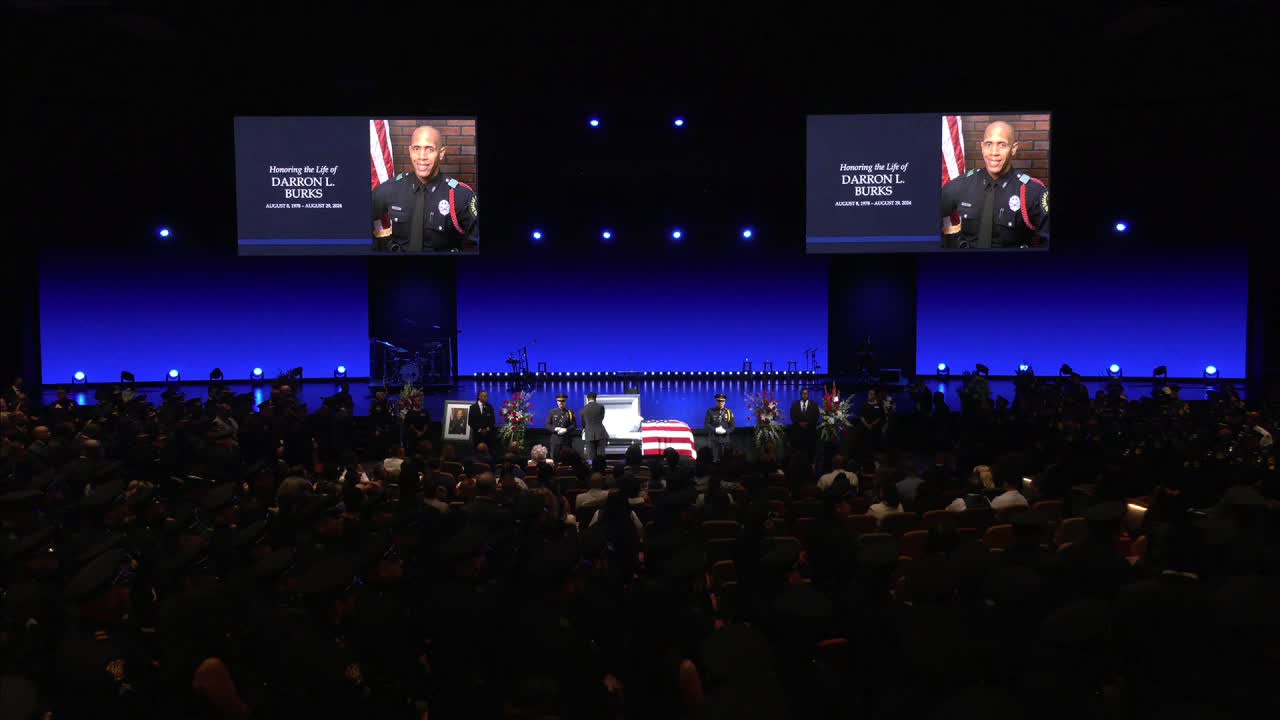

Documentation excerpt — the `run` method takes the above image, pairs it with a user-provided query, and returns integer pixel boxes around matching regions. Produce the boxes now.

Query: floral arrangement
[745,390,785,449]
[396,381,424,419]
[499,391,535,447]
[818,382,851,443]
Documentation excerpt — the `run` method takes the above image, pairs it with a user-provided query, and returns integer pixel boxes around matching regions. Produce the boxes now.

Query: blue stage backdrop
[915,250,1248,378]
[457,251,828,375]
[39,250,371,384]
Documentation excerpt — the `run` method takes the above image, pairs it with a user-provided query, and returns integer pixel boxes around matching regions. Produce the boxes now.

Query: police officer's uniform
[704,394,735,463]
[941,167,1048,248]
[545,394,577,463]
[371,172,478,252]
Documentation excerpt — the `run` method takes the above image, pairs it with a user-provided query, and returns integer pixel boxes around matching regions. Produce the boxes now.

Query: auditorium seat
[792,500,823,519]
[900,529,929,561]
[879,512,920,538]
[844,513,878,542]
[1055,517,1088,547]
[1032,499,1064,522]
[857,533,896,550]
[1126,534,1149,565]
[995,505,1029,523]
[432,471,454,486]
[708,559,736,590]
[769,499,787,516]
[702,520,739,540]
[957,508,994,531]
[982,524,1014,550]
[706,538,736,566]
[441,461,465,477]
[957,527,981,543]
[922,509,953,530]
[768,486,791,502]
[847,497,870,515]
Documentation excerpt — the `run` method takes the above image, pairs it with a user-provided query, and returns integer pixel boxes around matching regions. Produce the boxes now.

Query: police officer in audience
[545,393,577,463]
[371,125,478,253]
[704,393,735,463]
[940,120,1049,249]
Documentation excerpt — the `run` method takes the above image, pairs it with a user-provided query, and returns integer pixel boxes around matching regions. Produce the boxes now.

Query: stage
[40,376,1242,428]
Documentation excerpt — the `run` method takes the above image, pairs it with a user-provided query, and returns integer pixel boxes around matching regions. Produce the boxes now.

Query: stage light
[167,369,181,382]
[532,230,543,241]
[936,362,949,375]
[251,367,264,383]
[120,371,134,383]
[158,228,171,238]
[601,230,612,241]
[975,363,990,377]
[741,228,753,239]
[673,117,685,127]
[1153,365,1168,379]
[589,118,600,128]
[1017,363,1031,374]
[334,365,347,379]
[210,368,224,382]
[1114,222,1128,232]
[671,229,682,240]
[72,371,86,384]
[1108,364,1122,377]
[1204,365,1218,378]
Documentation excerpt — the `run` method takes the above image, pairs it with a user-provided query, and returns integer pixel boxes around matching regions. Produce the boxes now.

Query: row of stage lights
[934,362,1221,379]
[69,366,349,384]
[473,370,817,379]
[531,228,753,242]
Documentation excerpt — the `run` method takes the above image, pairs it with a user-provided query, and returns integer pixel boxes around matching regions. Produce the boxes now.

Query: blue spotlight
[589,118,600,128]
[1108,364,1122,377]
[601,230,612,241]
[531,230,543,241]
[251,367,264,383]
[167,369,181,382]
[741,228,753,239]
[673,117,685,127]
[158,227,171,238]
[1114,222,1128,232]
[72,371,86,384]
[1204,365,1218,378]
[671,229,682,240]
[1017,363,1031,376]
[936,362,949,375]
[335,365,347,378]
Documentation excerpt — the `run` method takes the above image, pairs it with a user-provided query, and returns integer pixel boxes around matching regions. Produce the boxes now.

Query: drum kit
[372,338,449,387]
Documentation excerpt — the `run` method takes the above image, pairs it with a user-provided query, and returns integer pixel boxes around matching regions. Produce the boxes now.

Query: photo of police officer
[371,120,479,253]
[940,115,1049,249]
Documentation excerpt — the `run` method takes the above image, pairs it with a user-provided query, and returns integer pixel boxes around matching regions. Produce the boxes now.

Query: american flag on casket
[641,420,698,460]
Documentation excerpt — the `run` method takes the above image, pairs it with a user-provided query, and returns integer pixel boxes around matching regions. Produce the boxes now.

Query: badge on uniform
[438,199,450,215]
[1008,195,1021,212]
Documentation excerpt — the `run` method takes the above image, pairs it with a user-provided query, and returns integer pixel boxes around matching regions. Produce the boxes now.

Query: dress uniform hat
[714,393,727,401]
[555,393,569,401]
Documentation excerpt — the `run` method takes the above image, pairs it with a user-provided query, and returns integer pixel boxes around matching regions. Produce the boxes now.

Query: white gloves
[555,427,567,435]
[715,427,727,435]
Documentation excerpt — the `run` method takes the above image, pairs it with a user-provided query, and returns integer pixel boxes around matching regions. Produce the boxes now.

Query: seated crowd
[0,375,1277,719]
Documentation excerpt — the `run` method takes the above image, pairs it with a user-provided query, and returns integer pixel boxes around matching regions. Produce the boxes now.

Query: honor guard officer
[546,393,577,462]
[940,121,1048,249]
[704,393,735,463]
[371,125,478,253]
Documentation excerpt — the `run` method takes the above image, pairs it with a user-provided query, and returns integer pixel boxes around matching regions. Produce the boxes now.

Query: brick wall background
[386,118,478,191]
[957,113,1050,186]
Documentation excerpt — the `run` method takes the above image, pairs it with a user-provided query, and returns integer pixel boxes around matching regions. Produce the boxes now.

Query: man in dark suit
[581,392,608,462]
[468,390,496,449]
[789,388,819,463]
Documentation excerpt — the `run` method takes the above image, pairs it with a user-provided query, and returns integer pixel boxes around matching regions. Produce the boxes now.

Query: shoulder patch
[1041,188,1049,214]
[469,194,477,219]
